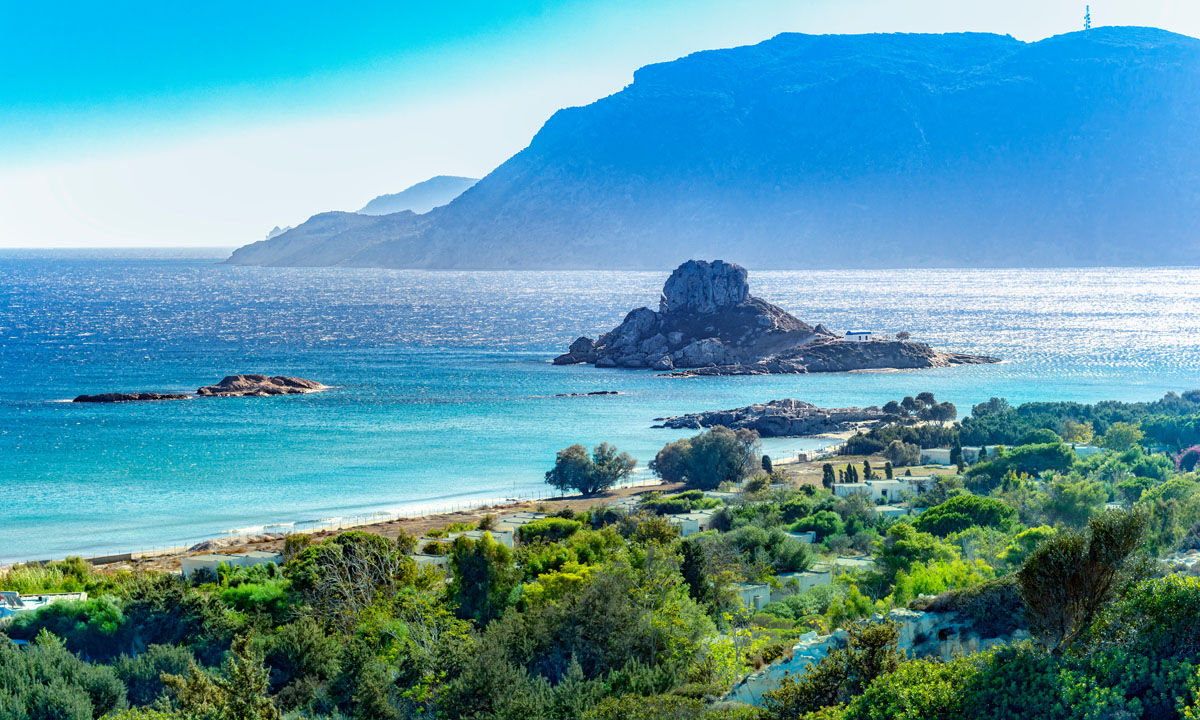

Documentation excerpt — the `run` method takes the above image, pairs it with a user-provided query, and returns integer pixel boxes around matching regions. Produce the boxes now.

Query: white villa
[832,477,931,503]
[0,591,88,622]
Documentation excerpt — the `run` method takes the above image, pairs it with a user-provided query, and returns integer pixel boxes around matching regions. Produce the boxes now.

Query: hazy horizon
[4,1,1200,249]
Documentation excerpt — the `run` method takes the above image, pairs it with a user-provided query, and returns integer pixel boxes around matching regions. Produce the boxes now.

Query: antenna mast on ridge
[1084,5,1092,30]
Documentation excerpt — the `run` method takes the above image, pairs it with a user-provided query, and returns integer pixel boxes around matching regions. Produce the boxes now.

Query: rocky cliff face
[554,259,995,373]
[655,399,888,437]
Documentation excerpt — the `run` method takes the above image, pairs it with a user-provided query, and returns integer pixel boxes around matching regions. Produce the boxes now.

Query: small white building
[180,550,283,580]
[735,582,772,611]
[845,331,872,342]
[874,504,911,519]
[920,448,952,465]
[784,530,816,544]
[833,478,930,503]
[0,591,87,621]
[832,482,869,499]
[411,553,450,571]
[449,528,516,549]
[667,509,719,537]
[771,570,832,602]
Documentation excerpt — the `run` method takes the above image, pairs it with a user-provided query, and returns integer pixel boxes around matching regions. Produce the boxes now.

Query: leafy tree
[1020,428,1062,445]
[915,391,936,409]
[964,442,1075,492]
[1102,421,1144,451]
[449,533,520,625]
[792,511,844,540]
[1016,508,1147,655]
[822,464,836,489]
[163,634,281,720]
[883,440,919,467]
[874,523,956,586]
[862,460,874,480]
[545,443,636,496]
[113,643,195,706]
[1179,445,1200,472]
[997,525,1056,570]
[883,462,893,479]
[914,495,1018,536]
[1042,477,1107,527]
[1061,419,1095,444]
[262,616,341,697]
[949,439,963,467]
[0,630,126,718]
[649,427,760,490]
[285,531,415,632]
[762,455,773,474]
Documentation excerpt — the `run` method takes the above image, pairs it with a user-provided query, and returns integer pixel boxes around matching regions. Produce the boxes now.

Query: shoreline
[5,478,681,575]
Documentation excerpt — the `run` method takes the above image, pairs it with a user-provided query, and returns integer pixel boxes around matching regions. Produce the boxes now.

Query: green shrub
[914,495,1018,536]
[516,517,583,544]
[113,643,195,706]
[0,630,127,718]
[792,511,844,540]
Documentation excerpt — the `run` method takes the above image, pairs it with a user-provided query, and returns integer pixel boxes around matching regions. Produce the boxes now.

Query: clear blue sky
[3,0,1198,247]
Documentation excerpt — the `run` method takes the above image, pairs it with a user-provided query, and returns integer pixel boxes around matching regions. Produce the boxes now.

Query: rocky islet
[555,259,997,374]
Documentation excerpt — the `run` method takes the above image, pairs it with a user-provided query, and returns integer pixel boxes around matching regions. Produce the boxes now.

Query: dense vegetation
[6,391,1200,719]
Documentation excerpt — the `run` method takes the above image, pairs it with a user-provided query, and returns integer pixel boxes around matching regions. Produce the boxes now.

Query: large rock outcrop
[655,399,888,437]
[195,375,325,397]
[554,259,996,374]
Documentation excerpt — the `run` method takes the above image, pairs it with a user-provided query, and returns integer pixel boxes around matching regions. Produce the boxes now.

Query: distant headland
[553,259,997,375]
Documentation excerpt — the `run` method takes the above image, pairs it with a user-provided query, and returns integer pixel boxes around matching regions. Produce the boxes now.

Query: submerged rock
[73,392,190,403]
[557,259,997,374]
[195,375,325,397]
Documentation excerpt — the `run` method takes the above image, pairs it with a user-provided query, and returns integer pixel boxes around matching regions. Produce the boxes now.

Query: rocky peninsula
[72,375,325,403]
[554,259,997,375]
[654,399,888,437]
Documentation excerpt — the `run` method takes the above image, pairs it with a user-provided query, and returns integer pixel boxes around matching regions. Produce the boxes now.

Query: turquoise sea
[3,250,1200,563]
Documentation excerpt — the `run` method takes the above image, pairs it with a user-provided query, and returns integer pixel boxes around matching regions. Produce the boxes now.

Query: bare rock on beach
[195,375,325,397]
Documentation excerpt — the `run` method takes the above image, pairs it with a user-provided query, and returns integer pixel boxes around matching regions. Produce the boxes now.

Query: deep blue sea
[3,250,1200,563]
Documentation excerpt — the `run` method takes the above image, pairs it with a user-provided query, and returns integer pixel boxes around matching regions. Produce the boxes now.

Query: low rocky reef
[554,259,997,375]
[654,399,888,437]
[72,375,324,403]
[72,392,191,403]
